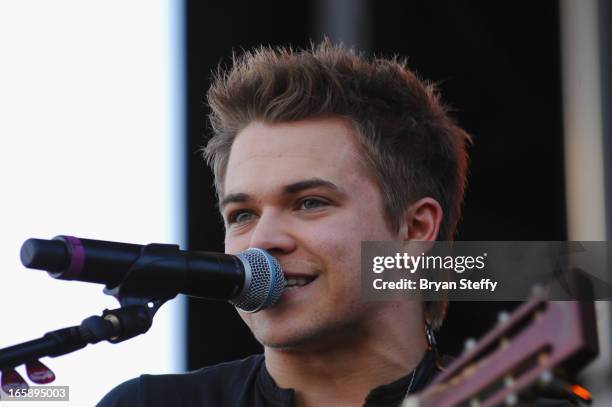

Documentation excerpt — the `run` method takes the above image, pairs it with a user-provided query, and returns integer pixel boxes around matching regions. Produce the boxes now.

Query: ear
[399,197,443,241]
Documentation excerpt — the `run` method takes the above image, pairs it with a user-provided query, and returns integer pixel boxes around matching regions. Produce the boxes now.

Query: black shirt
[96,351,439,407]
[96,351,575,407]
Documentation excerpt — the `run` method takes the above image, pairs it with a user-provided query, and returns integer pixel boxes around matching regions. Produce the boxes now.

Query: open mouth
[284,275,317,290]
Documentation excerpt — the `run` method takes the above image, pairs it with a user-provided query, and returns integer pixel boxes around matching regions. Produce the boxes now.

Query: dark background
[184,0,567,369]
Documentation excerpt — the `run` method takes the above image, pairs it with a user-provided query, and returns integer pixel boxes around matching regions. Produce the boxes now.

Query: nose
[248,211,297,256]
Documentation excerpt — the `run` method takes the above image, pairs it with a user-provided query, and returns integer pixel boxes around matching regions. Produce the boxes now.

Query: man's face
[222,118,407,349]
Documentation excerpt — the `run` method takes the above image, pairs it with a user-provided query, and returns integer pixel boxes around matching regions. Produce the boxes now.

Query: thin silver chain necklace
[404,364,417,398]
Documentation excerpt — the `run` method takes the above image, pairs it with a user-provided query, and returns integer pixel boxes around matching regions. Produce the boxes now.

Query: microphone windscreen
[231,248,285,312]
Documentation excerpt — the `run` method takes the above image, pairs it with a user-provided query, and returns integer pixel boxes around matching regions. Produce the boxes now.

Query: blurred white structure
[561,0,611,405]
[0,1,185,406]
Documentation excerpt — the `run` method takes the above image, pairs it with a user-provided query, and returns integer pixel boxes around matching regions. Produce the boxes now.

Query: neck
[264,307,427,407]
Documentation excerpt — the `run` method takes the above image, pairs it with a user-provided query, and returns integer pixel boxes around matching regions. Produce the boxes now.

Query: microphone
[20,235,286,312]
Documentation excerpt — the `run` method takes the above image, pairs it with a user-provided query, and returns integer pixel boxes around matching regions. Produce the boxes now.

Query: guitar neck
[405,299,598,407]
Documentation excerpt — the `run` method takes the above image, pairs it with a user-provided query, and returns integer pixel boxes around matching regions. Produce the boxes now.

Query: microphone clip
[102,242,181,307]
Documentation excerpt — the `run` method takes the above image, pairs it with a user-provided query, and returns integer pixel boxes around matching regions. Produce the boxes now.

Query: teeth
[285,277,310,287]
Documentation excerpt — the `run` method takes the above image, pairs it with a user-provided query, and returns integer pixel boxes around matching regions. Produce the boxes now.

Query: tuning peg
[464,338,476,351]
[26,360,55,384]
[539,370,553,385]
[1,368,28,393]
[531,284,543,296]
[497,311,510,324]
[504,393,517,406]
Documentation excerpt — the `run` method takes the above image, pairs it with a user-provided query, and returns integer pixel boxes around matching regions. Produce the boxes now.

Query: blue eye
[228,210,254,225]
[300,198,329,210]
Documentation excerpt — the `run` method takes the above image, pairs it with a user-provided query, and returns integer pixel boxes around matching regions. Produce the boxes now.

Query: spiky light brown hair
[204,40,471,329]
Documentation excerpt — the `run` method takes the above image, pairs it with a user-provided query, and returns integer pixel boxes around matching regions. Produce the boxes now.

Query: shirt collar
[256,350,439,407]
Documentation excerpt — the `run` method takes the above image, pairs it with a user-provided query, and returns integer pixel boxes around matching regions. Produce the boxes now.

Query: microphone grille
[231,249,285,312]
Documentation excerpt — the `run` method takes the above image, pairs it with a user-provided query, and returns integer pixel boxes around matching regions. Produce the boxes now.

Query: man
[98,40,470,406]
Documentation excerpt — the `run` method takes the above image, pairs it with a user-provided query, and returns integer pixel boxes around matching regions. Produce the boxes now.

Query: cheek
[316,212,394,249]
[224,238,236,254]
[224,233,250,254]
[313,223,369,276]
[313,211,395,282]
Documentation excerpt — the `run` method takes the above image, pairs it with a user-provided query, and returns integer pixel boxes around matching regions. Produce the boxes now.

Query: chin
[253,327,315,350]
[255,322,353,351]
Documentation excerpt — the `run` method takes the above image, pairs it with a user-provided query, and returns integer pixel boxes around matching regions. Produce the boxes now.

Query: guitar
[403,296,598,406]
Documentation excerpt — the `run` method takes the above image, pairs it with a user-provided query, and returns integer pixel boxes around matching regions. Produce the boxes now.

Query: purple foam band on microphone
[62,235,85,279]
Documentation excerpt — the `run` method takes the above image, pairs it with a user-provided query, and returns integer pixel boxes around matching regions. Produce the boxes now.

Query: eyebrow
[220,178,345,208]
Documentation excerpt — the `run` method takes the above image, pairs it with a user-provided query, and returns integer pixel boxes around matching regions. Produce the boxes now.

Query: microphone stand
[0,300,165,371]
[0,242,180,374]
